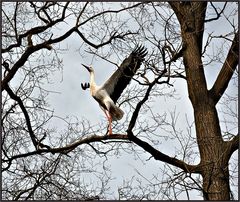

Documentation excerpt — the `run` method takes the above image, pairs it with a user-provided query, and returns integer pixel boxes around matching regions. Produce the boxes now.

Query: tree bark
[169,2,237,200]
[183,33,230,201]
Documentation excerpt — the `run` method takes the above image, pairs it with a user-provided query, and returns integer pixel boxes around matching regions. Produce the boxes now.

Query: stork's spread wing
[102,45,147,103]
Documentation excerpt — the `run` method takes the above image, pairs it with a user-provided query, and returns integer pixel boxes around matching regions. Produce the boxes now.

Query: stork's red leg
[108,116,112,135]
[103,110,112,135]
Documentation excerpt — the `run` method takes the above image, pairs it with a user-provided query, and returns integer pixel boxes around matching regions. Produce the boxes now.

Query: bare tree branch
[2,42,52,92]
[4,84,38,148]
[2,2,70,53]
[77,2,147,27]
[205,2,227,23]
[75,29,138,49]
[128,131,201,173]
[125,69,200,173]
[209,31,238,105]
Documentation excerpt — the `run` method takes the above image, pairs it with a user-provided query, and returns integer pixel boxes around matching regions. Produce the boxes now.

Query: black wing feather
[81,82,90,90]
[102,45,147,103]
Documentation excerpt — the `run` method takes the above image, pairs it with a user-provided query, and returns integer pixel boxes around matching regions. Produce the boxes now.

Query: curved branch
[75,29,138,49]
[1,43,52,92]
[2,2,70,53]
[209,31,239,105]
[127,131,201,173]
[4,85,38,148]
[77,2,146,27]
[2,134,128,169]
[205,2,227,23]
[3,131,201,174]
[127,69,167,131]
[126,68,200,173]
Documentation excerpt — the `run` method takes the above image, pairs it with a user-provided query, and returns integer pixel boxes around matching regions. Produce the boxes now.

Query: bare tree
[1,2,238,200]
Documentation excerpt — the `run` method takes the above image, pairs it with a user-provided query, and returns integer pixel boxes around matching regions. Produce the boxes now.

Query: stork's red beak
[82,64,91,72]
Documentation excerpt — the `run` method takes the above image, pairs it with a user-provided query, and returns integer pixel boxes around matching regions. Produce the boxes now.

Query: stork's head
[82,64,94,73]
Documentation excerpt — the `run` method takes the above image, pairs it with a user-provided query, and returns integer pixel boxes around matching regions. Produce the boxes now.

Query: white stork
[81,45,147,135]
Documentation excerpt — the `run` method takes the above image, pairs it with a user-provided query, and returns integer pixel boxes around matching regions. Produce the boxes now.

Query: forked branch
[126,69,200,174]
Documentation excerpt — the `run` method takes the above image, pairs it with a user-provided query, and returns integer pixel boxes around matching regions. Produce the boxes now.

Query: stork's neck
[89,71,98,95]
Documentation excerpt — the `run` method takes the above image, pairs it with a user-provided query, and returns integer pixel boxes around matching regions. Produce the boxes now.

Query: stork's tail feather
[109,105,124,121]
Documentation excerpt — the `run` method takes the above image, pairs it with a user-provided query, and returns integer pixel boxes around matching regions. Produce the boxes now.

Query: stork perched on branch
[82,45,148,135]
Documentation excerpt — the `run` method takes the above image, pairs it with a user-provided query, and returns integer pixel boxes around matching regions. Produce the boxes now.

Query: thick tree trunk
[194,105,230,200]
[183,35,230,201]
[168,2,233,200]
